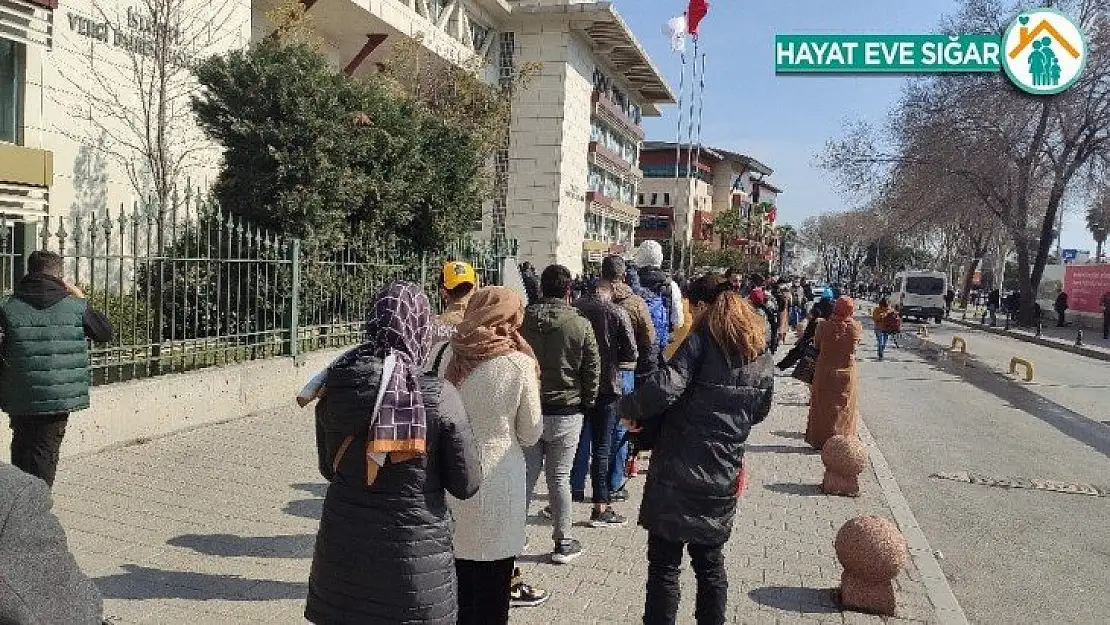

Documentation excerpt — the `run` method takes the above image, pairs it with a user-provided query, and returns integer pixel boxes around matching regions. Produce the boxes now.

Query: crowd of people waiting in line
[0,242,868,625]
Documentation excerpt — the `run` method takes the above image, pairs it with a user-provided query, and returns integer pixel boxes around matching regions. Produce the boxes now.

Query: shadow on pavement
[764,483,824,497]
[901,338,1110,457]
[745,444,817,455]
[167,533,315,558]
[283,498,323,520]
[748,585,839,613]
[95,564,307,600]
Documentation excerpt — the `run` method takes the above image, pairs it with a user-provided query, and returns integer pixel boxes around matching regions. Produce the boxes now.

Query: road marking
[930,471,1108,497]
[858,420,970,625]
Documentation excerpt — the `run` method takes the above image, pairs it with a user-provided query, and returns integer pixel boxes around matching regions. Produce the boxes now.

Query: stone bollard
[835,516,908,616]
[821,435,868,497]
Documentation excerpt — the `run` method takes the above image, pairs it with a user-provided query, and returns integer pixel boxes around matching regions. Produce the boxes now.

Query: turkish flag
[687,0,709,36]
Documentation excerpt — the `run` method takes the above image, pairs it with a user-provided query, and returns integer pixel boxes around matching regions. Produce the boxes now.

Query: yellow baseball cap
[442,261,477,290]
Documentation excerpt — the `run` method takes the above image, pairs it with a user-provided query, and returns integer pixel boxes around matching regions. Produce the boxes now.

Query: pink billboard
[1064,265,1110,313]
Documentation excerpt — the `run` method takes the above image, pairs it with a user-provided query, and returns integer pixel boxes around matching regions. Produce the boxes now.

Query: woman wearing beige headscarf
[440,286,542,625]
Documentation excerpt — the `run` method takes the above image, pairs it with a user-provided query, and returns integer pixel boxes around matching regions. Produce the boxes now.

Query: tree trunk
[1014,241,1039,326]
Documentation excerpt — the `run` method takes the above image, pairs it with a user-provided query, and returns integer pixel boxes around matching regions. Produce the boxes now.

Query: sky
[612,0,1097,253]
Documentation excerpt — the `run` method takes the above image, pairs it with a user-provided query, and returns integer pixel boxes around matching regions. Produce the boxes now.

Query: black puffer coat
[620,326,774,546]
[306,353,482,625]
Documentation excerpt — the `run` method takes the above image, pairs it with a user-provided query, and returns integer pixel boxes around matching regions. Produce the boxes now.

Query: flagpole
[680,36,701,275]
[688,50,707,277]
[668,48,688,272]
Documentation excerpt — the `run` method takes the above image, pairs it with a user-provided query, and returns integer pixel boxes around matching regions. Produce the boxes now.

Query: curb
[947,318,1110,363]
[858,420,971,625]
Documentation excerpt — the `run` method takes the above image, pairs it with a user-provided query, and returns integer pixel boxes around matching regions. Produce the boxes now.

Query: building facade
[634,141,784,272]
[2,0,670,281]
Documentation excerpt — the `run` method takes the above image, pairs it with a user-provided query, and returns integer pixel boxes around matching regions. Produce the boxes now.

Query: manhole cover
[931,471,1108,497]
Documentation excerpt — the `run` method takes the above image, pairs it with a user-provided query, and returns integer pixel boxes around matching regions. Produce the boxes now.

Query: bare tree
[56,0,243,215]
[822,0,1110,322]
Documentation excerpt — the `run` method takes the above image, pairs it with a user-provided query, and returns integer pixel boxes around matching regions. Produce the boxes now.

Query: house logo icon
[1001,8,1087,95]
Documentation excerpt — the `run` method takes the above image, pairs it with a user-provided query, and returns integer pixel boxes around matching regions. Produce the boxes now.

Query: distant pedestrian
[303,282,482,625]
[0,251,113,487]
[521,265,601,565]
[1102,290,1110,340]
[441,287,543,623]
[944,288,955,318]
[987,289,1001,327]
[805,297,862,450]
[1054,290,1069,327]
[620,274,774,625]
[871,297,896,361]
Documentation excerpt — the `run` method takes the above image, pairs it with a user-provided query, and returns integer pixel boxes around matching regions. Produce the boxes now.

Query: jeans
[644,534,727,625]
[874,330,889,359]
[9,414,69,488]
[570,371,634,497]
[585,395,621,505]
[988,305,998,326]
[1057,310,1067,327]
[524,413,583,544]
[456,557,514,625]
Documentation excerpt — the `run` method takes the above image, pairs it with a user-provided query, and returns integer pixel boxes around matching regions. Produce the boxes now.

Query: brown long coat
[805,318,862,449]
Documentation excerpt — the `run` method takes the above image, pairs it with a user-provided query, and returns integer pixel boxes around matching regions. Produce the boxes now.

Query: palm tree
[1088,191,1109,262]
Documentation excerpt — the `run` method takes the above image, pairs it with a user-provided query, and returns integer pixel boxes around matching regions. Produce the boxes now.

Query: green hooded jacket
[521,298,601,415]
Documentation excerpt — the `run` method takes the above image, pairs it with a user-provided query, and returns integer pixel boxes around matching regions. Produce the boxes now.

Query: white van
[893,270,947,324]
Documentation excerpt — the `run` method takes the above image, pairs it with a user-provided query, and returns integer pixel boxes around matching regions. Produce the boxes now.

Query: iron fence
[1,196,514,386]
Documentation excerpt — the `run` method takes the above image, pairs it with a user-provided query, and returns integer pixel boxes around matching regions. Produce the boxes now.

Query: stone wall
[0,348,346,460]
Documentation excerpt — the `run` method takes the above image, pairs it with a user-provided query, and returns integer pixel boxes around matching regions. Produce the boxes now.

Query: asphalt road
[853,316,1110,625]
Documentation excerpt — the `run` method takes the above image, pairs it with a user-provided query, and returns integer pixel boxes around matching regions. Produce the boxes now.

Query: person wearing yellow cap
[425,260,479,374]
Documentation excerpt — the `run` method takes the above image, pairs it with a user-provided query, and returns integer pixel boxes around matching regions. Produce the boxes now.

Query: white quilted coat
[443,349,542,561]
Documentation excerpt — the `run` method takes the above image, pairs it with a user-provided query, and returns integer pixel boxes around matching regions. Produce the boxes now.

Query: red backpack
[884,310,903,333]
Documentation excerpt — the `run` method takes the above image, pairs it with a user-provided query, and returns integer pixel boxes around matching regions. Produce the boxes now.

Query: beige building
[636,142,776,254]
[2,0,670,279]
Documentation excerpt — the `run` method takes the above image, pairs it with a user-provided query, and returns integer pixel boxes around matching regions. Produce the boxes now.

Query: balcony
[586,191,638,224]
[592,90,645,141]
[588,141,641,179]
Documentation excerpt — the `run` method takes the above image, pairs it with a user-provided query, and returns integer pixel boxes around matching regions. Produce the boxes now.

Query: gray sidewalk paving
[947,308,1110,361]
[52,376,945,624]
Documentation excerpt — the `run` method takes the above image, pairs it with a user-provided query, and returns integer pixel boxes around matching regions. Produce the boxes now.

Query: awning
[514,2,675,111]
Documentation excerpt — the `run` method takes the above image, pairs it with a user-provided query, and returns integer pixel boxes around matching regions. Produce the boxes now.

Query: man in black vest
[0,251,112,487]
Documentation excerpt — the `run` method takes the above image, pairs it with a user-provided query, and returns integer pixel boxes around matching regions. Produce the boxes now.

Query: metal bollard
[1077,328,1084,347]
[1009,357,1035,382]
[1036,322,1043,337]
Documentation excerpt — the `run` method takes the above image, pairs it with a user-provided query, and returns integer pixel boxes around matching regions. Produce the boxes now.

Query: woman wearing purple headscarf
[304,281,482,625]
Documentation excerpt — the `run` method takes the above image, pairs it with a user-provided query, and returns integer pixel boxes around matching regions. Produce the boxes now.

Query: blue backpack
[628,267,673,357]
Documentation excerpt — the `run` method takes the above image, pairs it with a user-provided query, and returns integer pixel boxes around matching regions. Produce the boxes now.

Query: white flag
[665,15,687,53]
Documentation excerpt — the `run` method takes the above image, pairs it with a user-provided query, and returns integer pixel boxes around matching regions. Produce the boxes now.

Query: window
[591,119,604,143]
[0,39,24,144]
[905,277,945,296]
[637,193,644,206]
[471,21,491,52]
[619,182,633,205]
[603,174,618,199]
[650,193,658,206]
[663,193,671,206]
[588,166,603,193]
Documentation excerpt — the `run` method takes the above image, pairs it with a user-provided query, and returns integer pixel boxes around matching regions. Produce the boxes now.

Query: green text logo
[775,9,1087,94]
